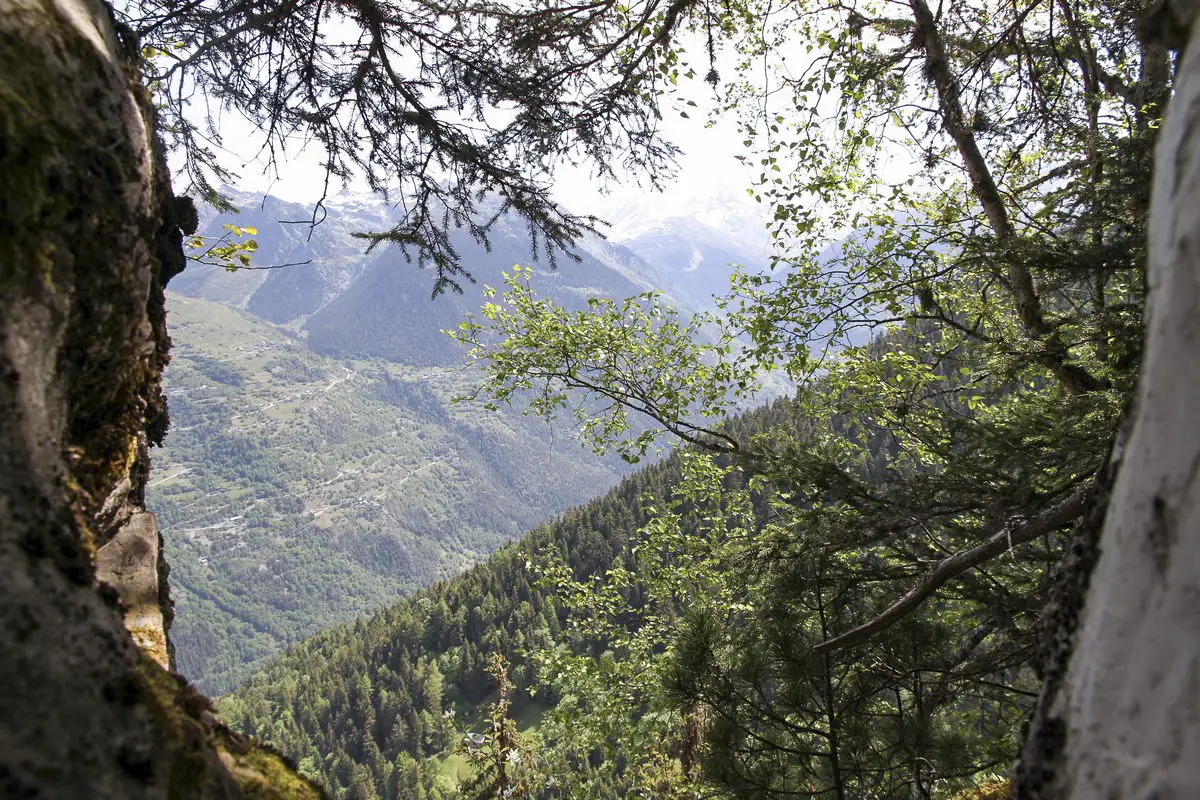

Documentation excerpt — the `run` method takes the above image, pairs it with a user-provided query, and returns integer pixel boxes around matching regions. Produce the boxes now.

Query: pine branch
[908,0,1106,395]
[813,485,1093,655]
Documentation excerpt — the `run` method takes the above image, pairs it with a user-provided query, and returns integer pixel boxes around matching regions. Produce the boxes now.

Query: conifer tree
[452,0,1170,794]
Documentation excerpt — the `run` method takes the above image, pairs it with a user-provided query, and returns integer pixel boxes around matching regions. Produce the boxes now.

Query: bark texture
[0,1,322,797]
[1016,4,1200,796]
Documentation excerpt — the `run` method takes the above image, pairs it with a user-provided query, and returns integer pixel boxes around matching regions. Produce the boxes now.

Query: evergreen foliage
[219,396,1028,798]
[446,0,1166,796]
[117,0,694,292]
[218,400,791,797]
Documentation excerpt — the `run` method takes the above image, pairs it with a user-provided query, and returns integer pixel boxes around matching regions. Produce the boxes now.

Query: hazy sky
[550,110,760,219]
[172,16,928,244]
[209,102,759,222]
[185,32,765,226]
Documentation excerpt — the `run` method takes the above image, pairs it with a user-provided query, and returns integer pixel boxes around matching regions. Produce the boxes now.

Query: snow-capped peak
[597,187,770,256]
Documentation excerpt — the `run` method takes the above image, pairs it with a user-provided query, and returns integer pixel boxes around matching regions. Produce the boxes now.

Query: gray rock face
[96,512,172,669]
[0,2,321,797]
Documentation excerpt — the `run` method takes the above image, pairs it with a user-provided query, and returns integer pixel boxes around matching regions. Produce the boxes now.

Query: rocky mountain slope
[602,189,771,310]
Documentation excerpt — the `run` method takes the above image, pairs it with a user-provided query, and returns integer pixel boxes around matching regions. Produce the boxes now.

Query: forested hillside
[9,0,1198,797]
[220,335,1068,799]
[154,187,773,694]
[218,399,801,798]
[211,0,1167,793]
[151,294,635,693]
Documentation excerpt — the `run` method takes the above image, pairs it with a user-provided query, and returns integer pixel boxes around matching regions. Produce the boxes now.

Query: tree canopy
[450,0,1170,794]
[118,0,707,292]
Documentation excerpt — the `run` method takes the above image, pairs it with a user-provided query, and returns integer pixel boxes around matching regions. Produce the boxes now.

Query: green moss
[225,743,327,800]
[0,8,173,525]
[0,10,71,289]
[128,654,222,797]
[132,653,326,799]
[1,7,147,501]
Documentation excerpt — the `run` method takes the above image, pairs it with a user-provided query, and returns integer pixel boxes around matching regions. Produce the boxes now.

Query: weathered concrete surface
[0,1,322,797]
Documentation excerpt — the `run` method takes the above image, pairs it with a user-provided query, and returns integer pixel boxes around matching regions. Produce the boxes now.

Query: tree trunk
[1016,5,1200,796]
[0,2,321,796]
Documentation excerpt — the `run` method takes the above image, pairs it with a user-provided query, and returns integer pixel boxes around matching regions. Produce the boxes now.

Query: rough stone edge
[0,1,325,796]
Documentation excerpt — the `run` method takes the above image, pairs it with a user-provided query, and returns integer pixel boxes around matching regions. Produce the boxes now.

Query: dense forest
[219,348,1064,798]
[220,398,824,798]
[151,295,639,692]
